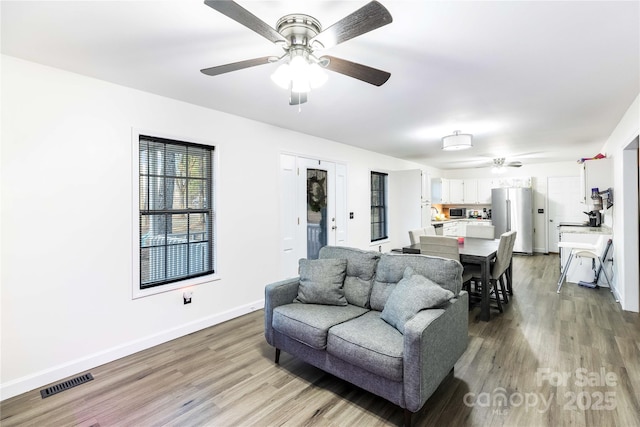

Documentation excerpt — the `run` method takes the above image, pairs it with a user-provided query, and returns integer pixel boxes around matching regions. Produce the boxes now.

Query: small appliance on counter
[584,186,608,227]
[584,210,602,227]
[449,208,466,218]
[468,210,481,218]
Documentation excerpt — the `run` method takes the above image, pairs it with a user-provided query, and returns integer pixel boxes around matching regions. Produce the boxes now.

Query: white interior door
[547,176,585,252]
[280,154,298,278]
[280,155,347,278]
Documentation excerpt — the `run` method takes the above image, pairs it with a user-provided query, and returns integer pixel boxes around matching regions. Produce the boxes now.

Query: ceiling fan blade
[310,1,392,49]
[204,0,286,45]
[507,162,523,167]
[320,56,390,86]
[200,56,273,76]
[289,91,307,106]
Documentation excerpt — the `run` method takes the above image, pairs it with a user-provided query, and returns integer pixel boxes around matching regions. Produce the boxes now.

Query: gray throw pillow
[295,258,348,306]
[381,267,454,333]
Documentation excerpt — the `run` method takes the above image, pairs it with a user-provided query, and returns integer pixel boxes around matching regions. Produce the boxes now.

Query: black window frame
[138,134,215,289]
[371,171,388,242]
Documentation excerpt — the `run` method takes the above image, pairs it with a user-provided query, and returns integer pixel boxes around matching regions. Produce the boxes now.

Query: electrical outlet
[183,291,192,305]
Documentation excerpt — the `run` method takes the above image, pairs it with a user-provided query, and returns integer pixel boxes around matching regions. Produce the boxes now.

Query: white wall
[0,56,426,398]
[601,94,639,312]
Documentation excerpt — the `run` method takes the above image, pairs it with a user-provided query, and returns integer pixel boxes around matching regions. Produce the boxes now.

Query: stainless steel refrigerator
[491,187,533,254]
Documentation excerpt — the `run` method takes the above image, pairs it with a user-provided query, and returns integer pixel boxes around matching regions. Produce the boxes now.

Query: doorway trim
[279,152,348,278]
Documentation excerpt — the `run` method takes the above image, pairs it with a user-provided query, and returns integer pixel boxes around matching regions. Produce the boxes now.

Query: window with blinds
[371,171,388,242]
[138,135,215,289]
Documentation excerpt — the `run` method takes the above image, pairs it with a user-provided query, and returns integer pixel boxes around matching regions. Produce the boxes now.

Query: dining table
[402,237,501,322]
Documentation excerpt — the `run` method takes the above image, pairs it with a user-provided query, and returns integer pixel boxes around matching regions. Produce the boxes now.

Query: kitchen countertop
[431,219,492,223]
[558,224,612,234]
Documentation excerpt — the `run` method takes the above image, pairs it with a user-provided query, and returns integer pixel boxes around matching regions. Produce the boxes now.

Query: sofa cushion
[370,253,463,311]
[295,258,348,306]
[381,267,454,334]
[272,303,369,350]
[319,246,381,308]
[327,311,404,382]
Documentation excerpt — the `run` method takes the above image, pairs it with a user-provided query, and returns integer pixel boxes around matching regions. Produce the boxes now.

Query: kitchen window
[134,133,216,296]
[371,171,388,242]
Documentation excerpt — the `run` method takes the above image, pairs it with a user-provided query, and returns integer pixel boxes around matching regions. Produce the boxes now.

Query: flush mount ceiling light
[441,130,473,151]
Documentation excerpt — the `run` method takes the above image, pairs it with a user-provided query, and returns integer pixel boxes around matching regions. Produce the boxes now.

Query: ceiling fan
[489,158,522,172]
[200,0,393,105]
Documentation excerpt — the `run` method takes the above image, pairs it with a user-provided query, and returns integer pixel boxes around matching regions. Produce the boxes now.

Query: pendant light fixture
[441,130,473,151]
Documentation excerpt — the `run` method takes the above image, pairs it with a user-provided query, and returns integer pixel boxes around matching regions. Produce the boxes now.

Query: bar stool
[556,236,612,293]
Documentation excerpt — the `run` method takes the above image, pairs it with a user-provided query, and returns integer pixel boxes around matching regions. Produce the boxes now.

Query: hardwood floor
[2,254,640,426]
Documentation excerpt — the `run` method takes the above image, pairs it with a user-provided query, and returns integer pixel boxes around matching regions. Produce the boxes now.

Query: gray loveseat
[264,246,469,426]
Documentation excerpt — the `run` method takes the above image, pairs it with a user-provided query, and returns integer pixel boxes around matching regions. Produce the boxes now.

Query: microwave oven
[449,208,466,218]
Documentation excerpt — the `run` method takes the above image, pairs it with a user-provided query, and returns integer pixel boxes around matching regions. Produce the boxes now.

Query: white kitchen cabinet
[463,179,478,204]
[449,179,464,204]
[431,178,450,204]
[579,159,612,204]
[421,170,431,202]
[431,178,441,203]
[441,178,450,204]
[477,178,493,204]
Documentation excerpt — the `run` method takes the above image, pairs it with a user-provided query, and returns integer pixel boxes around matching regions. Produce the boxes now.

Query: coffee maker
[585,187,604,227]
[584,210,602,227]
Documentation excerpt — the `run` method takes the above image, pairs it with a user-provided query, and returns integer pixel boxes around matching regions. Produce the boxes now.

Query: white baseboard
[0,299,265,401]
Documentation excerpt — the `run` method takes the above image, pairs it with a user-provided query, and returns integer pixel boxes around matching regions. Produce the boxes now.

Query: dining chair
[465,231,517,312]
[409,226,436,244]
[419,235,474,285]
[556,235,613,293]
[465,224,495,240]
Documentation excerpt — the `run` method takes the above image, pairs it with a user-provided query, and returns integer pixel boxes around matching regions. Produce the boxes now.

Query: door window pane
[307,169,328,259]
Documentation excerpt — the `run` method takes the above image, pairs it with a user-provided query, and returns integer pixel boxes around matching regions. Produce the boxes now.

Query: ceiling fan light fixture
[270,52,327,94]
[308,62,328,89]
[442,131,473,151]
[491,158,506,174]
[270,63,291,89]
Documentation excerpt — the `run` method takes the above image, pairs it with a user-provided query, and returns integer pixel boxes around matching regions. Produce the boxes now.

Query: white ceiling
[2,1,638,169]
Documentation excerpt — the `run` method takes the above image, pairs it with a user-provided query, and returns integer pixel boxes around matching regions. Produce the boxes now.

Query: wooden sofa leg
[275,348,281,364]
[403,409,413,427]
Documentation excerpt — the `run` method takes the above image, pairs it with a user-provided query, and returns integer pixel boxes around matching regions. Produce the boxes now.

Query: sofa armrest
[264,277,300,346]
[402,291,469,412]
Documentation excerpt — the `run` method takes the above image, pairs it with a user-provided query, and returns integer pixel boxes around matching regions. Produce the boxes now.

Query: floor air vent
[40,373,94,398]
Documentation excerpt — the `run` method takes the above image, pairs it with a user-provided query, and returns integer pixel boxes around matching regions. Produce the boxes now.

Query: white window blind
[138,135,215,289]
[371,171,388,242]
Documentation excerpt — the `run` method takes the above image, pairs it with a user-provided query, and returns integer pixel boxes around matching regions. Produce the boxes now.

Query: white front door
[280,155,347,278]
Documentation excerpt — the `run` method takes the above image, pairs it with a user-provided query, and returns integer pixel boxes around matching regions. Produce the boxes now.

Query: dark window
[371,171,388,241]
[138,135,215,288]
